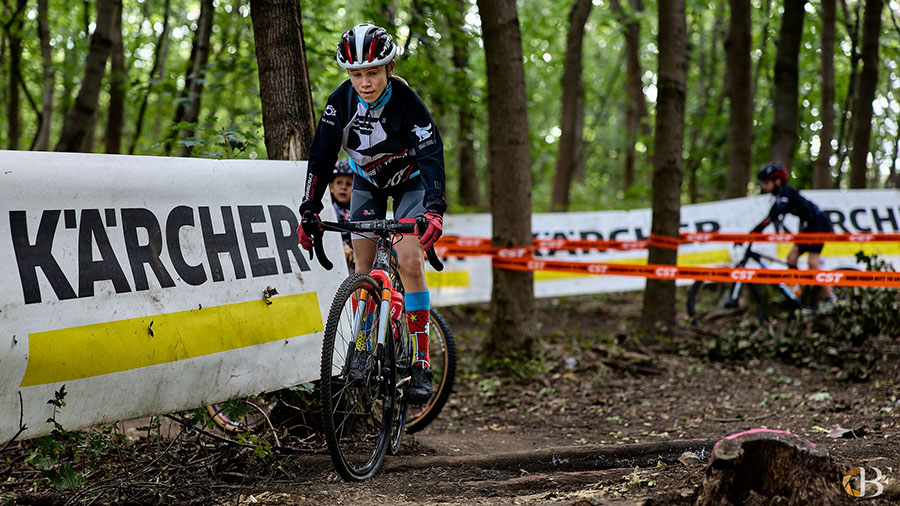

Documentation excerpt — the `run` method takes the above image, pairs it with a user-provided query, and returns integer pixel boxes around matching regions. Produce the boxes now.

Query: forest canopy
[2,0,899,212]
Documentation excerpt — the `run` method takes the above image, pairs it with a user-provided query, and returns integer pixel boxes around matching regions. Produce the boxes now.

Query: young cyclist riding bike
[752,161,837,306]
[297,23,446,404]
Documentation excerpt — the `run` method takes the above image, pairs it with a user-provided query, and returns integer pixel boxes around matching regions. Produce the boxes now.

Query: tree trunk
[751,0,773,107]
[450,0,480,209]
[641,0,686,331]
[768,0,806,165]
[35,0,55,151]
[104,0,124,154]
[175,0,214,157]
[129,0,170,154]
[55,0,116,152]
[477,0,537,357]
[835,0,860,187]
[249,0,316,160]
[848,0,882,189]
[609,0,647,192]
[549,0,592,211]
[724,0,752,198]
[4,0,26,150]
[684,2,725,203]
[813,0,836,189]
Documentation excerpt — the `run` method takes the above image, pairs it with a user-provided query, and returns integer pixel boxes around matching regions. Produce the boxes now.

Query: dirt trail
[4,294,900,505]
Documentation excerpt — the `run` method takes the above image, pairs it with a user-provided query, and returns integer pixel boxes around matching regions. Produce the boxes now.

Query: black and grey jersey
[301,78,446,215]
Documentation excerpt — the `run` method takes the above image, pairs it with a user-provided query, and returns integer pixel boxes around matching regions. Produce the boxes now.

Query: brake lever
[301,211,333,271]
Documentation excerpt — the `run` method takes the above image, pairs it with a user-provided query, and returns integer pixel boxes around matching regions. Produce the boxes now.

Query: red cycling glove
[418,211,443,251]
[296,213,321,251]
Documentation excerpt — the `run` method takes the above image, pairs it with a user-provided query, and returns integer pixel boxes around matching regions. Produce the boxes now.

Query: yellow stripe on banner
[776,242,900,258]
[426,270,470,288]
[20,292,323,387]
[535,249,733,281]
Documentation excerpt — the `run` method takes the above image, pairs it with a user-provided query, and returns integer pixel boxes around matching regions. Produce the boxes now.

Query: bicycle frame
[731,244,799,304]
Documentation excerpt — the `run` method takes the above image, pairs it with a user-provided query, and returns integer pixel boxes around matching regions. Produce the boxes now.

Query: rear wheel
[687,281,766,325]
[206,396,276,433]
[320,273,395,481]
[404,308,457,434]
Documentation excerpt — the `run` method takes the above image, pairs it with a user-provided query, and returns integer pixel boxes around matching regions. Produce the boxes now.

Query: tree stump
[695,429,844,506]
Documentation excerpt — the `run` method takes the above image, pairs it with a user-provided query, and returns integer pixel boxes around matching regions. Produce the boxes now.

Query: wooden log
[383,439,716,473]
[695,429,845,506]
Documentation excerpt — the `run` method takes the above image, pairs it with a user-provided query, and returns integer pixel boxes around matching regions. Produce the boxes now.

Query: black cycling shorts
[350,175,425,237]
[798,212,833,254]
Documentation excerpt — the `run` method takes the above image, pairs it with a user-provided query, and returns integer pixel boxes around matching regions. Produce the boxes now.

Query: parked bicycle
[303,212,456,480]
[687,242,857,326]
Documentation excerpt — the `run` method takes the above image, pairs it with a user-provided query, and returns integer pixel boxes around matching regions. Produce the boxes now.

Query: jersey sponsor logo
[324,105,337,116]
[412,124,433,142]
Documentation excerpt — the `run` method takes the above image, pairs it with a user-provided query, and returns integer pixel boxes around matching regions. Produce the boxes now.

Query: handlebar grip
[416,215,444,272]
[302,211,333,271]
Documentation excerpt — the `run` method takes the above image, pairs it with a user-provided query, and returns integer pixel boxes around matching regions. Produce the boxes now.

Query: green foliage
[24,386,133,491]
[482,351,551,380]
[2,0,899,208]
[702,253,899,381]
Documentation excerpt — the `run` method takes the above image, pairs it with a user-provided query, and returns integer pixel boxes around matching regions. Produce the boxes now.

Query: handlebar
[301,211,444,272]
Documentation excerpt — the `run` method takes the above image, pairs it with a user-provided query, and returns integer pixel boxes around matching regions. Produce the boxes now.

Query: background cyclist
[297,23,447,403]
[752,161,836,305]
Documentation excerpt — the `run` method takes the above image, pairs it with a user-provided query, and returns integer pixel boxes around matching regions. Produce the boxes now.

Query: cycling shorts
[798,212,833,254]
[350,175,425,238]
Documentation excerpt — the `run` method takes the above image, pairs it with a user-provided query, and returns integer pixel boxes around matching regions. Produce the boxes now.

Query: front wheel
[687,281,766,325]
[320,273,395,481]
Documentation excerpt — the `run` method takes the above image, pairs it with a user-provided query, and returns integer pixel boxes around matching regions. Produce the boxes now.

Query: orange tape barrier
[431,233,900,288]
[435,231,900,254]
[490,257,900,288]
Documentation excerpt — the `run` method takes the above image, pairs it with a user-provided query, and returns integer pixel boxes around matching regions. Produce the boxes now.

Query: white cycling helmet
[336,23,397,70]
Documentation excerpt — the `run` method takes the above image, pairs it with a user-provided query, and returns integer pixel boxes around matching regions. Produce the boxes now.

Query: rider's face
[759,179,776,193]
[348,63,393,103]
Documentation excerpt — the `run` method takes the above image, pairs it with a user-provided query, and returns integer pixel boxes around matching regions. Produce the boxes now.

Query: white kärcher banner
[1,151,345,445]
[427,190,900,306]
[2,150,898,445]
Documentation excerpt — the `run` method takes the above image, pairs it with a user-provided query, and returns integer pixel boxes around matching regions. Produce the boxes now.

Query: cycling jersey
[301,77,447,216]
[752,183,827,232]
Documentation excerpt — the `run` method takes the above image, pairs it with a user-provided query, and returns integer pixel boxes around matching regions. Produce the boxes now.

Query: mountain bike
[303,212,455,480]
[686,243,857,326]
[202,231,456,438]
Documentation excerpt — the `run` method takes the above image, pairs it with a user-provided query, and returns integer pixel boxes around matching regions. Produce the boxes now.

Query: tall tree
[684,3,726,203]
[250,0,316,160]
[4,0,26,150]
[835,0,861,186]
[55,0,116,152]
[477,0,537,357]
[610,0,647,192]
[724,0,752,198]
[449,0,480,208]
[813,0,836,188]
[641,0,686,329]
[848,0,883,188]
[35,0,55,151]
[768,0,806,164]
[549,0,592,211]
[104,0,125,153]
[129,0,170,154]
[174,0,214,157]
